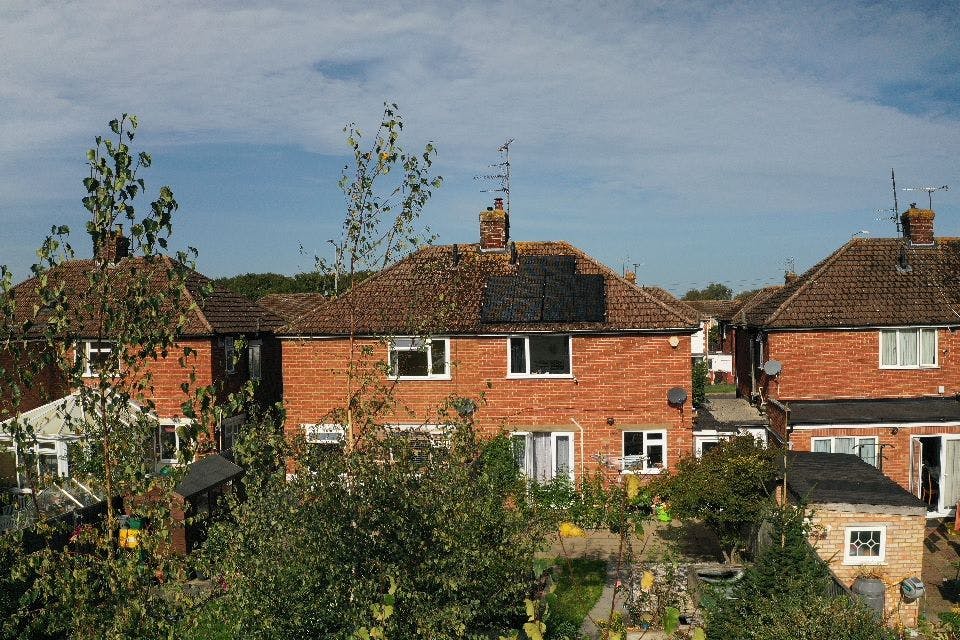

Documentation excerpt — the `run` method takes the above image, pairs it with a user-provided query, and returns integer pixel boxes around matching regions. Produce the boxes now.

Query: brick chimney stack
[901,204,935,246]
[624,271,637,285]
[479,198,509,252]
[784,270,798,284]
[94,225,131,263]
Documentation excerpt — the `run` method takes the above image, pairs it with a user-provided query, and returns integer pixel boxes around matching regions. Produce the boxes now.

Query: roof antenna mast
[903,183,949,210]
[474,138,513,214]
[877,169,901,234]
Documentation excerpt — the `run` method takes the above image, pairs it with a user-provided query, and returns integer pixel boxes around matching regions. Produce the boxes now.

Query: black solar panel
[480,257,605,323]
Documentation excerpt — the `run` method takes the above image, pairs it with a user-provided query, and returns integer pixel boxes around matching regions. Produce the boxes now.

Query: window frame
[510,430,576,482]
[879,328,938,369]
[247,339,262,381]
[224,337,237,375]
[80,340,113,377]
[811,435,879,467]
[388,337,451,380]
[303,423,346,445]
[156,419,183,467]
[506,335,574,378]
[843,525,886,565]
[622,429,668,475]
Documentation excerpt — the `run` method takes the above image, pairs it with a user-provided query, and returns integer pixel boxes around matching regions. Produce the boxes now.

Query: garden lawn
[547,558,606,637]
[706,383,735,395]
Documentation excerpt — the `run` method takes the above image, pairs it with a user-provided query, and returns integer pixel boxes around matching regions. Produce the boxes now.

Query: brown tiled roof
[684,299,740,320]
[258,293,328,323]
[283,242,700,336]
[7,257,284,338]
[739,237,960,329]
[642,287,703,321]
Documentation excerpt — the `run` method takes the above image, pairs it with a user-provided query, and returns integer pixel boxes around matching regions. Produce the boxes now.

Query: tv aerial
[902,184,949,209]
[474,138,513,215]
[876,169,901,234]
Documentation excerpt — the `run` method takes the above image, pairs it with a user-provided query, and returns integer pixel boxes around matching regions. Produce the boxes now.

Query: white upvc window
[248,340,262,381]
[507,335,572,377]
[388,424,450,464]
[844,525,886,565]
[622,430,667,474]
[80,340,113,377]
[388,338,450,380]
[880,328,937,369]
[156,419,183,467]
[811,436,879,467]
[510,431,575,482]
[303,423,346,445]
[224,337,237,375]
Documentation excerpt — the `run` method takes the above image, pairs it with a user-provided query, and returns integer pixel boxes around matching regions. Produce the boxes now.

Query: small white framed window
[880,328,937,369]
[224,337,237,375]
[80,340,113,377]
[388,337,450,380]
[510,431,575,482]
[247,340,262,381]
[623,430,667,474]
[507,335,572,377]
[387,424,450,465]
[811,436,878,467]
[844,525,886,564]
[156,419,183,467]
[303,423,345,445]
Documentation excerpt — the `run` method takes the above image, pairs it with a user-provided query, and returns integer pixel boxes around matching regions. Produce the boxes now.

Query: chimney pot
[784,271,798,284]
[94,225,130,264]
[625,271,637,284]
[901,204,936,245]
[479,200,510,252]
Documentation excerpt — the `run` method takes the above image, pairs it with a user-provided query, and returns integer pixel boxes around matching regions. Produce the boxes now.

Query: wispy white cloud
[1,0,958,284]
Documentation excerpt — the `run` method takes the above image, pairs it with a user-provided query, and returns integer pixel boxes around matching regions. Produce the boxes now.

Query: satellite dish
[667,387,688,406]
[763,360,782,377]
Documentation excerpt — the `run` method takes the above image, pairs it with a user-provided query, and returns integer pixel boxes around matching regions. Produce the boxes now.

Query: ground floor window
[0,438,69,489]
[844,525,886,564]
[511,431,574,482]
[387,425,449,465]
[811,436,878,467]
[622,430,666,474]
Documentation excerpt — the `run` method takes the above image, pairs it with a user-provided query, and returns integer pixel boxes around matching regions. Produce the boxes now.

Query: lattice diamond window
[845,527,885,564]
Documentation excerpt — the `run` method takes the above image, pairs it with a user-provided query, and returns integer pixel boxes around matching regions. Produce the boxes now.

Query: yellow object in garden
[558,522,587,538]
[640,571,655,592]
[625,474,641,500]
[118,527,140,549]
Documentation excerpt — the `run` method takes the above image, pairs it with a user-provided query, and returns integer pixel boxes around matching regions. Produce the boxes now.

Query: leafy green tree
[692,359,709,407]
[735,287,763,301]
[682,283,733,301]
[651,435,780,563]
[213,270,374,300]
[0,115,231,639]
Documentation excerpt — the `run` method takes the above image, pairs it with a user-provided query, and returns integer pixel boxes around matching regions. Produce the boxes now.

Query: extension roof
[736,238,960,329]
[282,242,700,336]
[174,453,243,500]
[781,396,960,426]
[786,451,926,510]
[258,293,328,324]
[7,257,284,338]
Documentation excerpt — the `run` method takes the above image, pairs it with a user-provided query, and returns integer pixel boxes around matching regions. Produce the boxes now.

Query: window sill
[879,365,938,370]
[621,469,664,476]
[842,557,885,566]
[393,375,452,381]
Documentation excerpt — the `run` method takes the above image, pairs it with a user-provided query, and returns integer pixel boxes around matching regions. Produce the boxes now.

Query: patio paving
[922,519,960,621]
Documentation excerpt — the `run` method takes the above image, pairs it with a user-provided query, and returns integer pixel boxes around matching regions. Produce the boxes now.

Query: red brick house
[0,232,284,487]
[731,205,960,515]
[278,202,701,480]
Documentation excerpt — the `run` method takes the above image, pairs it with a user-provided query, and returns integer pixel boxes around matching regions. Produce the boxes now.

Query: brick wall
[0,342,69,417]
[807,506,925,628]
[767,329,960,400]
[282,333,695,473]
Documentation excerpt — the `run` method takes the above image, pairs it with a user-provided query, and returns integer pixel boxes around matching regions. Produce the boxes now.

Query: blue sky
[2,1,959,296]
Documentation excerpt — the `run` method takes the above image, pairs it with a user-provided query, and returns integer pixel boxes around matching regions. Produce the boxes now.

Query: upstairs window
[880,328,937,369]
[156,420,182,467]
[812,436,878,467]
[303,424,346,446]
[508,335,572,377]
[389,338,450,380]
[81,340,113,377]
[622,430,667,474]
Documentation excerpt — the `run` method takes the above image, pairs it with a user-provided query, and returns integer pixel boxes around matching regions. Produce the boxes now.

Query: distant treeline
[213,271,375,300]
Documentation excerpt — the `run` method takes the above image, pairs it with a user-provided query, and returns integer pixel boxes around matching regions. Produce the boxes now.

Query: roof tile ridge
[562,242,699,327]
[165,255,214,334]
[764,240,856,327]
